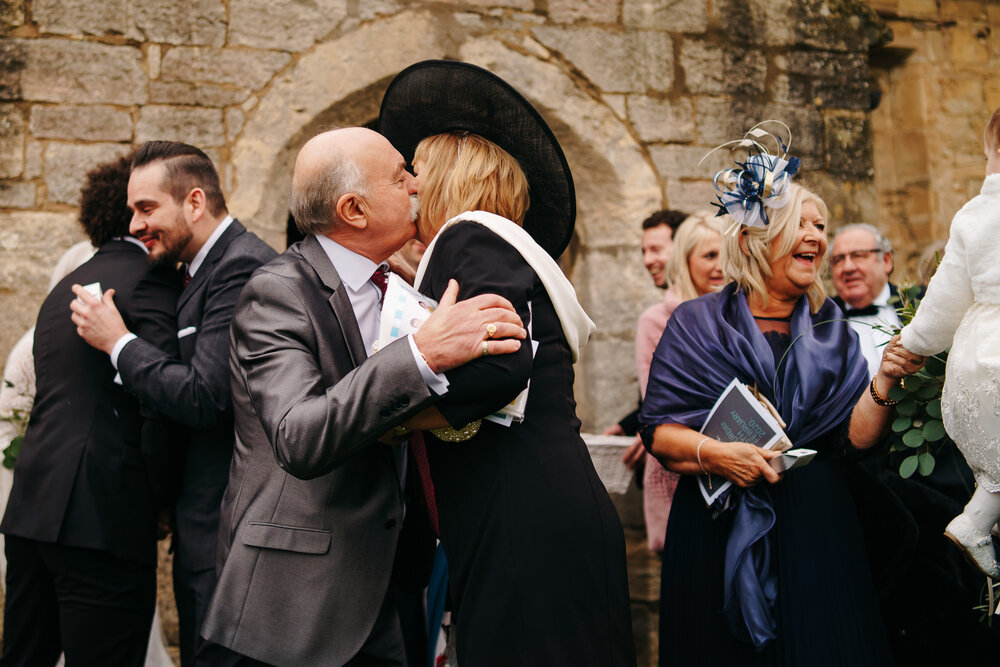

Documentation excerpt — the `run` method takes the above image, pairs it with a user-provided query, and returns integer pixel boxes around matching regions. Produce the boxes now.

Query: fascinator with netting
[702,121,801,234]
[377,60,576,259]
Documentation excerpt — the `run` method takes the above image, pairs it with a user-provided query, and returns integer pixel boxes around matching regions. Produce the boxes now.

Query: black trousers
[0,535,155,667]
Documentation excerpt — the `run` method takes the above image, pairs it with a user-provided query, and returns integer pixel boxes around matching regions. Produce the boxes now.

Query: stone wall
[0,0,901,434]
[868,0,1000,280]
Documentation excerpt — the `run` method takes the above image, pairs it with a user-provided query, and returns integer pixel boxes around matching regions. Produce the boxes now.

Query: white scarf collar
[415,210,596,362]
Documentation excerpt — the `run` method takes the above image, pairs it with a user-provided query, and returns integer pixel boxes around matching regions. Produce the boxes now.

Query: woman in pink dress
[635,211,726,551]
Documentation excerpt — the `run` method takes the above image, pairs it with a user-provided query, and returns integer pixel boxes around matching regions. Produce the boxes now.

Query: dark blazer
[831,282,925,314]
[115,219,276,572]
[1,240,179,565]
[201,235,437,667]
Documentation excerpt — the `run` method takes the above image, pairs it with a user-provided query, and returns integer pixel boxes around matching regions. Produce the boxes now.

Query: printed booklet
[697,378,792,506]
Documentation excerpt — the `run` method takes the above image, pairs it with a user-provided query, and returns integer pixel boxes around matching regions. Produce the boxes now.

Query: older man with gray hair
[830,223,908,378]
[201,127,526,667]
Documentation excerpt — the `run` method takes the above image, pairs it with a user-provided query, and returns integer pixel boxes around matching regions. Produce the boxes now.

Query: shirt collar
[187,215,234,278]
[844,281,891,311]
[112,236,148,253]
[314,234,385,292]
[871,282,891,308]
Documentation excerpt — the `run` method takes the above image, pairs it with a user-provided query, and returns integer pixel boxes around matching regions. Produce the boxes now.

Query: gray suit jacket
[201,235,437,666]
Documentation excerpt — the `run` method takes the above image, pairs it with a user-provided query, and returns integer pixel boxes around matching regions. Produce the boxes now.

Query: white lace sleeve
[0,330,36,448]
[900,222,974,356]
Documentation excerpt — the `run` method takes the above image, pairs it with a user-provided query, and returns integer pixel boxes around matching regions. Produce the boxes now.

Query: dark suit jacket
[201,235,437,667]
[1,240,179,565]
[115,219,276,572]
[831,282,925,313]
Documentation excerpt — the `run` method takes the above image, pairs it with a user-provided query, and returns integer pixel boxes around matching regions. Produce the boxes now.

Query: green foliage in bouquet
[878,285,954,479]
[0,379,29,471]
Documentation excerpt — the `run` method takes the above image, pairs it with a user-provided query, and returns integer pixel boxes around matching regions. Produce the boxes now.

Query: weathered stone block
[30,105,132,142]
[135,106,225,147]
[575,335,641,431]
[711,0,798,47]
[693,95,763,146]
[623,0,707,32]
[33,0,127,36]
[436,0,532,8]
[762,103,823,157]
[43,142,130,205]
[0,40,25,101]
[771,74,811,106]
[226,108,245,142]
[0,211,85,359]
[23,140,40,179]
[531,26,673,93]
[356,0,404,21]
[649,144,728,180]
[0,104,24,178]
[149,81,250,107]
[940,1,985,20]
[897,0,939,19]
[549,0,619,24]
[133,0,226,46]
[947,25,989,64]
[229,0,348,51]
[801,171,876,229]
[680,41,767,97]
[627,96,694,143]
[0,0,26,33]
[0,181,33,207]
[15,40,146,105]
[823,111,872,178]
[663,178,716,214]
[160,46,291,90]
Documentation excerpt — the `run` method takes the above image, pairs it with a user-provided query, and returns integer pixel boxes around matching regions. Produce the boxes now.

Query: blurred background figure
[830,223,916,378]
[635,212,725,553]
[604,211,687,471]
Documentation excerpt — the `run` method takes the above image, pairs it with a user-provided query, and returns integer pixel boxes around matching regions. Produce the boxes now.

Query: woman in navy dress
[639,132,925,666]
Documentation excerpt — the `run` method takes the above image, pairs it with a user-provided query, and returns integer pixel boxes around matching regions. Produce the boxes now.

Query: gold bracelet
[869,377,898,407]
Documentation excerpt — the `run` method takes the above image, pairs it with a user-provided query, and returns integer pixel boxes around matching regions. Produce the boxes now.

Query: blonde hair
[413,133,530,240]
[666,211,726,301]
[721,183,829,313]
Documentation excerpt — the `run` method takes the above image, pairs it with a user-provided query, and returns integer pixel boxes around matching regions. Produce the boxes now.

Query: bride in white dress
[901,104,1000,580]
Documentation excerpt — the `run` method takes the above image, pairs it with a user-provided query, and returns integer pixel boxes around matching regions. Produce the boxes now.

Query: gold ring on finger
[486,323,498,338]
[481,341,490,357]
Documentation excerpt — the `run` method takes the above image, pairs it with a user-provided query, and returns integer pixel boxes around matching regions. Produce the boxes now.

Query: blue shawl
[638,283,868,650]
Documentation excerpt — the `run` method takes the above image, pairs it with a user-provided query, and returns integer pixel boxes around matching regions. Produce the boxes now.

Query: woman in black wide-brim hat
[380,60,636,666]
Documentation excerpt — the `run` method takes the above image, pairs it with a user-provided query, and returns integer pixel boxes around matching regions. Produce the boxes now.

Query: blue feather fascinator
[701,121,801,234]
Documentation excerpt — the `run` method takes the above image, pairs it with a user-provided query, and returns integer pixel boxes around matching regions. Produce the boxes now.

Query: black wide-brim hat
[377,60,576,259]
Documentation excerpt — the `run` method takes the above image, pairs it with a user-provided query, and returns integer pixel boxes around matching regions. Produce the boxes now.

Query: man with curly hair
[0,153,180,666]
[69,141,277,667]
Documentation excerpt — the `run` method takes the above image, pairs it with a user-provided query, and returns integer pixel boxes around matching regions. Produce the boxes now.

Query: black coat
[2,240,180,565]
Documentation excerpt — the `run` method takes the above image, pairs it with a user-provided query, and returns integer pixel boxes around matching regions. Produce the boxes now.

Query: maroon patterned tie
[370,265,388,296]
[182,271,191,288]
[371,264,438,535]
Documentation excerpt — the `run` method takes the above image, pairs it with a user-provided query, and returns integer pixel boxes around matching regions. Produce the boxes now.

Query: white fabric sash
[414,210,596,362]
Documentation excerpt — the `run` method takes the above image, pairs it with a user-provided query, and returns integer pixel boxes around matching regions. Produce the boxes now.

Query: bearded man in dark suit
[70,141,278,666]
[1,154,179,666]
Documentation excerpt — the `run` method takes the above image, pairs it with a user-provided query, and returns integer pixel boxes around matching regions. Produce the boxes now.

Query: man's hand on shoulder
[69,284,130,355]
[412,279,526,373]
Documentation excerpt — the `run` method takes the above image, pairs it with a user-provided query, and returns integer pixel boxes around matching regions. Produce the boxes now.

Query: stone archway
[228,13,660,428]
